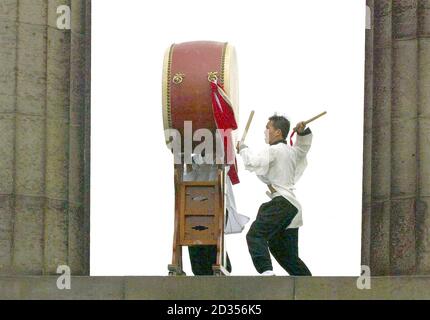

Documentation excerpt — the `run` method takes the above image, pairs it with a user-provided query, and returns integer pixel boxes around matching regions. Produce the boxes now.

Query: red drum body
[162,41,239,150]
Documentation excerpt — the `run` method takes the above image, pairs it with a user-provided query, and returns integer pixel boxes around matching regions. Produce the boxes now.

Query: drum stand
[168,162,230,276]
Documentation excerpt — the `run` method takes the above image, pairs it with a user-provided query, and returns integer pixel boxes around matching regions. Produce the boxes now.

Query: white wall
[91,0,365,276]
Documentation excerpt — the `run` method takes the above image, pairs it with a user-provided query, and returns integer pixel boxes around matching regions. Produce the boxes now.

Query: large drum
[162,41,239,151]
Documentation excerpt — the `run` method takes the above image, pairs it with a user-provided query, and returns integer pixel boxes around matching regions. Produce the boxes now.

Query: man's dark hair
[268,115,290,139]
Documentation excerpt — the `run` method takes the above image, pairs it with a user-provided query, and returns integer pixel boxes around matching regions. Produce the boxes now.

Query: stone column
[417,0,430,273]
[361,0,375,272]
[362,0,430,275]
[0,0,90,275]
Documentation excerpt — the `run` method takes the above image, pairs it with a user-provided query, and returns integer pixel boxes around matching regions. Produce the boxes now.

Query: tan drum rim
[223,43,239,124]
[162,44,174,144]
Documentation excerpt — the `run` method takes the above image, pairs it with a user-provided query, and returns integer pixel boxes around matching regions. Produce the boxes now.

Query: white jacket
[239,129,313,229]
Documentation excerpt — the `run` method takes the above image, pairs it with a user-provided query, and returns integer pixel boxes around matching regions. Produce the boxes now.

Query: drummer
[237,114,312,276]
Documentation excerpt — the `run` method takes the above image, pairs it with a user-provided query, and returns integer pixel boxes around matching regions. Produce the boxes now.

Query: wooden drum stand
[168,162,229,276]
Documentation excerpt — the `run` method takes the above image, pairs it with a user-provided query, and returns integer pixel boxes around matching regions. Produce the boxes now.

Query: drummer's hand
[294,121,306,134]
[236,141,247,153]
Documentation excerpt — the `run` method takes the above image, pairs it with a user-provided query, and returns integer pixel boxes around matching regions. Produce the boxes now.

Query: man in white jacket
[237,114,312,276]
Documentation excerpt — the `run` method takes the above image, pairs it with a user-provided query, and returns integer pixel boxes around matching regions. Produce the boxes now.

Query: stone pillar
[417,0,430,273]
[361,0,375,272]
[0,0,90,275]
[362,0,430,275]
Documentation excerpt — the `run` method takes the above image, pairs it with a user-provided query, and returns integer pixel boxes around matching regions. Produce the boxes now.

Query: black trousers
[188,246,232,275]
[246,196,312,276]
[188,211,232,276]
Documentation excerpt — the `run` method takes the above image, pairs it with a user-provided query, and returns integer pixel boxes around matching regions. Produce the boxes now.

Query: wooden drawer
[183,215,217,244]
[184,186,215,215]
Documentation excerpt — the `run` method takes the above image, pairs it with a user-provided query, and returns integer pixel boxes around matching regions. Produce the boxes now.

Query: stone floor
[1,276,430,300]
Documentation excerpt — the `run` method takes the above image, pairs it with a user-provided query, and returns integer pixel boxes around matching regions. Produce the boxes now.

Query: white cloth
[239,131,313,229]
[184,154,250,235]
[224,170,250,234]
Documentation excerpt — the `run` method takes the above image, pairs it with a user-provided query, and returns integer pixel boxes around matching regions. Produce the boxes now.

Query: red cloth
[210,82,238,130]
[210,81,240,184]
[289,130,296,146]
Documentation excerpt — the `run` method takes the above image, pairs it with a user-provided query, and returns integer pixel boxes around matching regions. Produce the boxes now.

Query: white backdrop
[91,0,365,276]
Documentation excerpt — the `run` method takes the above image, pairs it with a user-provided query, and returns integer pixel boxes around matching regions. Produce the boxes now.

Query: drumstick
[239,110,255,145]
[293,111,327,132]
[303,111,327,126]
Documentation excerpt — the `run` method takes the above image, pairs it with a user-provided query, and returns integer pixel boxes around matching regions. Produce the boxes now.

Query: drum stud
[172,73,185,84]
[208,71,218,83]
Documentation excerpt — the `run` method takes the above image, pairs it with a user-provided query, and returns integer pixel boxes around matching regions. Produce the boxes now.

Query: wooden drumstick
[293,111,327,132]
[303,111,327,126]
[239,110,255,145]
